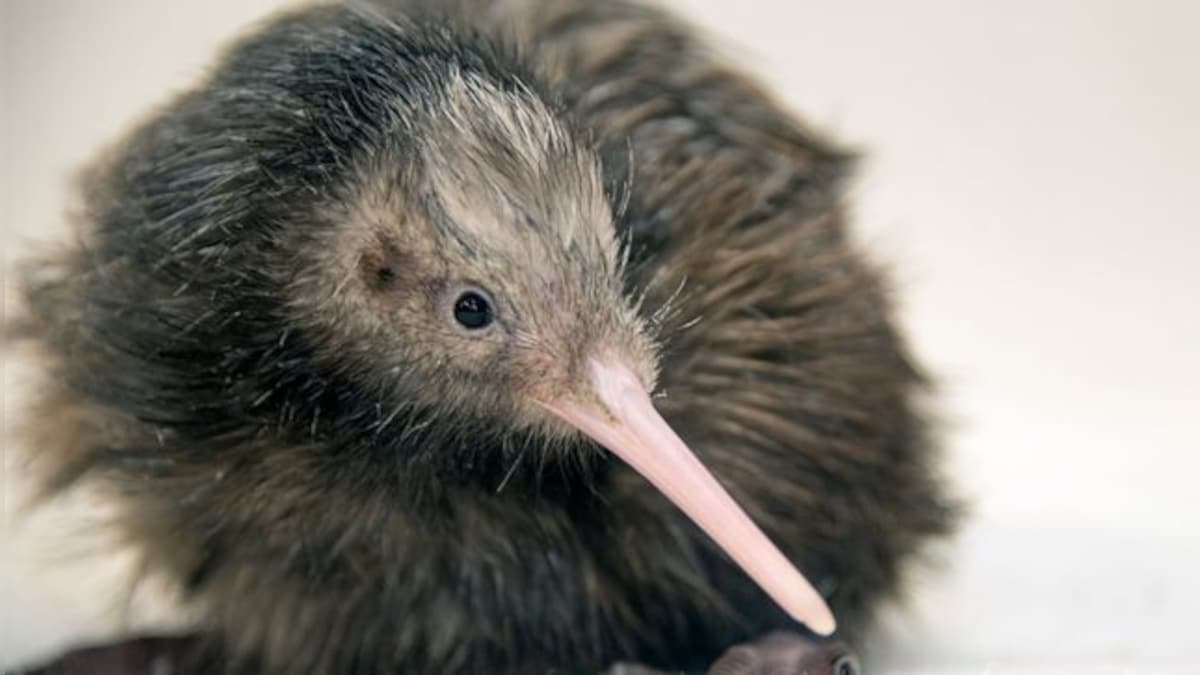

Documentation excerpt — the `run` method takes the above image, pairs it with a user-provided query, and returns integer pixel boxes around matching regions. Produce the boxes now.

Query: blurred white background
[3,1,1198,672]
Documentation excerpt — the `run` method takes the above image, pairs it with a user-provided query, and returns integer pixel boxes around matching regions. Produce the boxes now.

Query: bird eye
[453,290,493,330]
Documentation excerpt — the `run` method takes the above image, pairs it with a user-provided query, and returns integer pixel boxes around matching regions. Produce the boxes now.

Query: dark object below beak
[609,631,860,675]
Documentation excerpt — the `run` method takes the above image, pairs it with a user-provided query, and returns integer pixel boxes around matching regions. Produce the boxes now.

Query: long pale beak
[537,356,836,636]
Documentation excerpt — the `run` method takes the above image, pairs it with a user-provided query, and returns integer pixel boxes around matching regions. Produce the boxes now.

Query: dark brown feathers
[15,1,958,673]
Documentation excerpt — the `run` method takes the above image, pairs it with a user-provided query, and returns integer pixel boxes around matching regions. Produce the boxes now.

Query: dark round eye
[453,291,493,330]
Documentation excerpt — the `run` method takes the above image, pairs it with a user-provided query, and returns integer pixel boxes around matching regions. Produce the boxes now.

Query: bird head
[292,70,655,437]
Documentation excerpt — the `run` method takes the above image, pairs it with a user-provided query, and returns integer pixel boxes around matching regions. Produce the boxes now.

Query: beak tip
[783,586,836,636]
[809,613,837,637]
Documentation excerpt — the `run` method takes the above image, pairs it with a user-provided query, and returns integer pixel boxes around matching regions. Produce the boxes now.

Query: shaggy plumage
[15,0,957,673]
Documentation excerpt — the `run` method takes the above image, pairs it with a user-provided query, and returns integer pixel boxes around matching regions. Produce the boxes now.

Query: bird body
[17,1,956,673]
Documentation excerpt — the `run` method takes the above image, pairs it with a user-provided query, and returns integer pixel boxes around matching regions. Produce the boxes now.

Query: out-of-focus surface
[3,0,1198,671]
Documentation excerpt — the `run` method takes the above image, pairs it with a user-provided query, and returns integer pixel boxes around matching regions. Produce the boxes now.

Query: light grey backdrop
[4,1,1198,671]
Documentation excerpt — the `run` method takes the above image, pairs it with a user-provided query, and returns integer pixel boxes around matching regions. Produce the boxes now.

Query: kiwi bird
[15,0,957,673]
